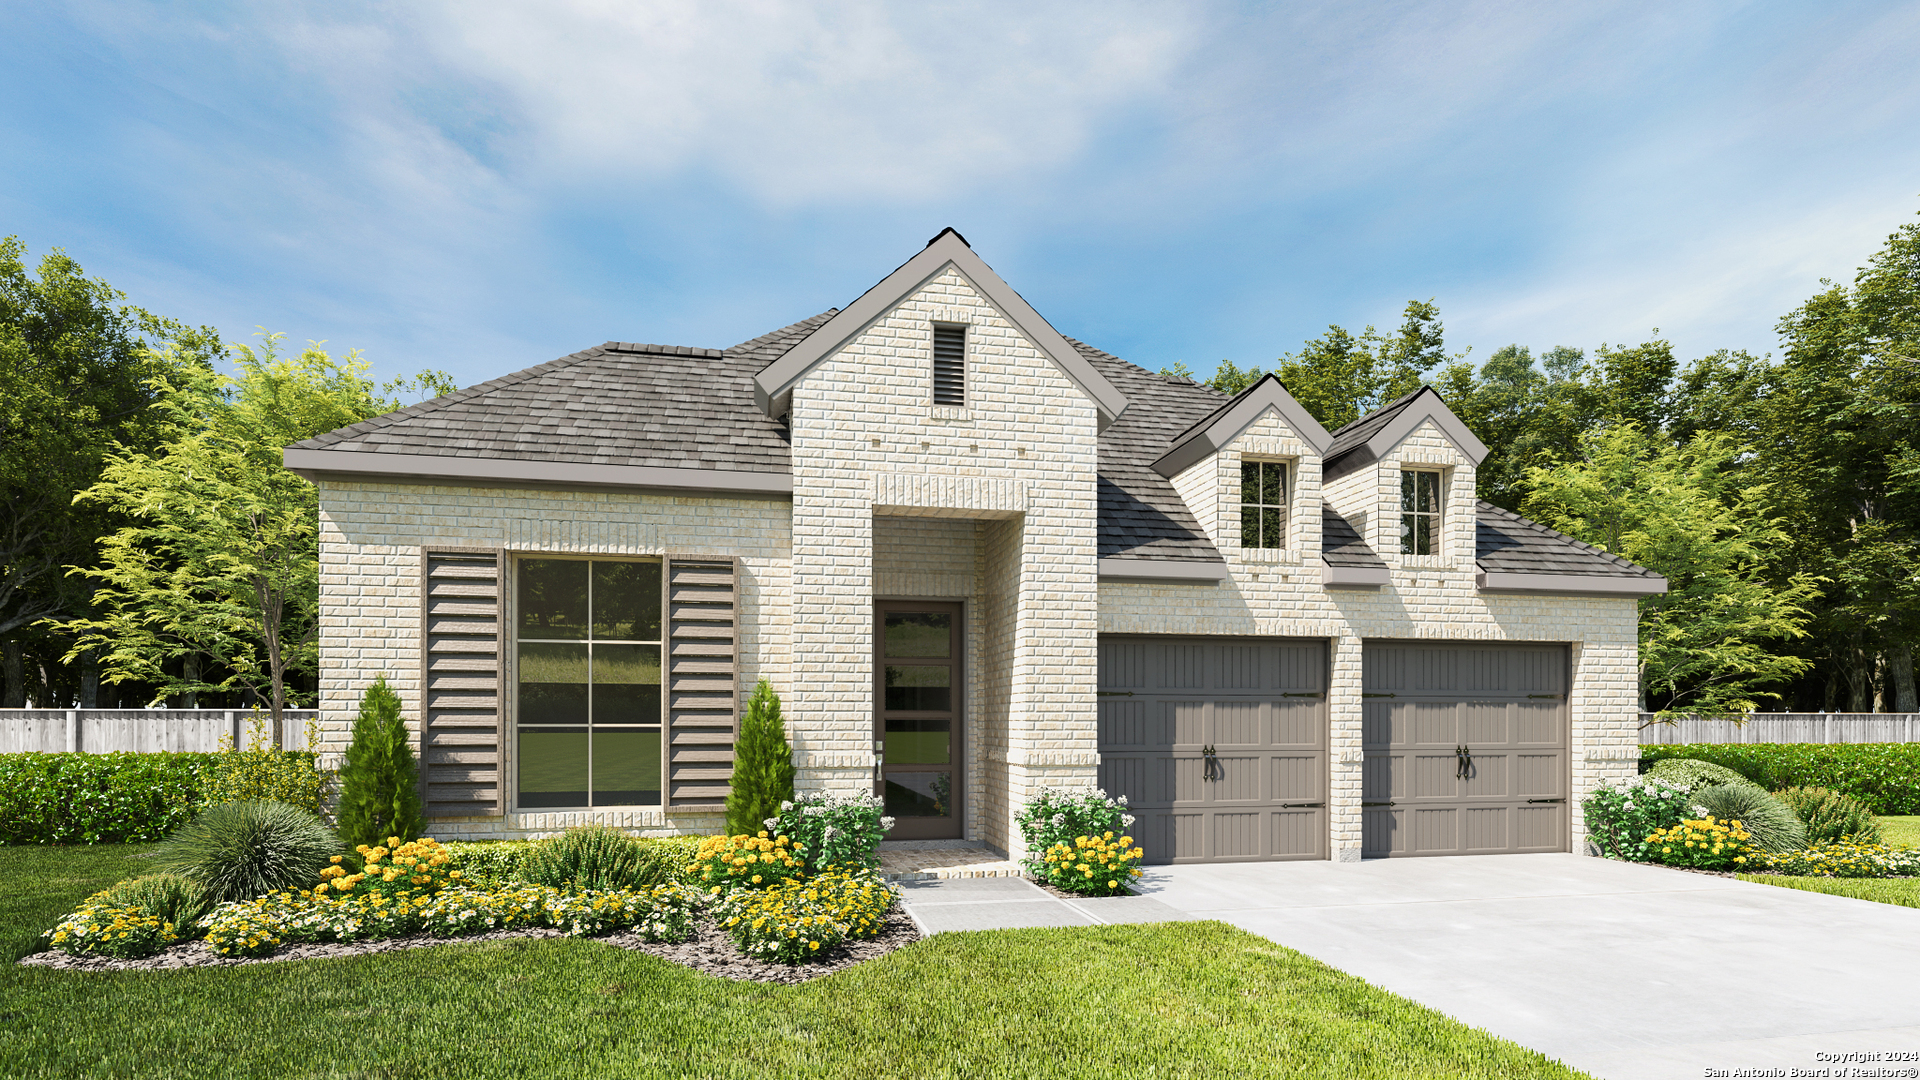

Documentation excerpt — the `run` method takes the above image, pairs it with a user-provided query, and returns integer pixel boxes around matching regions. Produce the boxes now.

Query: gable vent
[932,324,966,406]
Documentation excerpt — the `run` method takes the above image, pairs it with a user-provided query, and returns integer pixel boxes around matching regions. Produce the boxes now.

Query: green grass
[1877,816,1920,848]
[1738,873,1920,910]
[0,844,1589,1080]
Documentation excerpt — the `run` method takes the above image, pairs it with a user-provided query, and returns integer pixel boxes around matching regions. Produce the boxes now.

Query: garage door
[1097,636,1327,864]
[1361,642,1569,857]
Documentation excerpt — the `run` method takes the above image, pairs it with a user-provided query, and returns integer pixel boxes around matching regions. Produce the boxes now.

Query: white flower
[763,817,779,830]
[880,817,896,829]
[780,801,792,811]
[1121,814,1136,826]
[1115,795,1128,806]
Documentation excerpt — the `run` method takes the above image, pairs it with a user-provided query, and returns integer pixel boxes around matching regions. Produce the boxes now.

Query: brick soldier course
[284,228,1663,862]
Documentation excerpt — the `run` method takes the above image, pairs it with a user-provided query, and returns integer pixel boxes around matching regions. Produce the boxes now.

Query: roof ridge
[726,309,837,356]
[607,342,725,358]
[1475,499,1656,576]
[289,345,615,450]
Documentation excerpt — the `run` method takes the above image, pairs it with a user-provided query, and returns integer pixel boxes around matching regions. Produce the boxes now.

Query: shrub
[440,841,536,887]
[521,826,693,891]
[1016,788,1136,877]
[1688,784,1806,853]
[1646,758,1761,793]
[203,713,331,816]
[1643,816,1756,870]
[318,836,459,900]
[0,751,218,844]
[1040,832,1145,896]
[774,793,891,873]
[1583,775,1698,861]
[154,800,341,902]
[1774,786,1883,844]
[48,897,181,959]
[688,833,806,894]
[99,873,215,929]
[333,677,423,848]
[1757,840,1920,879]
[1639,743,1920,815]
[726,679,797,837]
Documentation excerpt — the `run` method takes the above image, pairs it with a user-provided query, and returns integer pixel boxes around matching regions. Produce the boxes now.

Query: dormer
[1320,387,1489,573]
[1152,374,1334,566]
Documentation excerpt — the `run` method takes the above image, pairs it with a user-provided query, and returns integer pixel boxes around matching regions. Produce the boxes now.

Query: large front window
[516,557,662,808]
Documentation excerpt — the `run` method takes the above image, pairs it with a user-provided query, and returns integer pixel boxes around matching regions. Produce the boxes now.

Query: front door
[874,601,963,840]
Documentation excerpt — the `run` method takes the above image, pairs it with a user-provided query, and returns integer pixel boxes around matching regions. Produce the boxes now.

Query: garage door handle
[1526,798,1564,804]
[1281,692,1323,698]
[1362,693,1396,699]
[1280,802,1323,808]
[1097,691,1134,697]
[1361,801,1395,807]
[1527,694,1563,700]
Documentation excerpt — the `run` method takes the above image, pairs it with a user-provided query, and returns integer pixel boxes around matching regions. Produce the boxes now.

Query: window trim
[510,553,666,813]
[1399,468,1443,556]
[1238,457,1291,550]
[931,322,966,407]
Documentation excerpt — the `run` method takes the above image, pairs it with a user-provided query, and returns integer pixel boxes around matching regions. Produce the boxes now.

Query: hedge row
[1639,743,1920,815]
[0,752,221,844]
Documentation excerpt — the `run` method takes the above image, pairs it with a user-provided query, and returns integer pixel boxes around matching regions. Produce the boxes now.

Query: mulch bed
[17,910,922,985]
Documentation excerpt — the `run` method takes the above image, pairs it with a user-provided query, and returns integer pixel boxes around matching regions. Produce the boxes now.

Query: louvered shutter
[663,555,739,810]
[932,323,965,405]
[419,548,504,818]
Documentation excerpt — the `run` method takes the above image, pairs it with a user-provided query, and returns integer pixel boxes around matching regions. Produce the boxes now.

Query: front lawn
[0,844,1588,1079]
[1877,816,1920,848]
[1732,816,1920,911]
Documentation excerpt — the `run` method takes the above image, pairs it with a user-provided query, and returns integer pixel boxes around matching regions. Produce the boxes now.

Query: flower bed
[1752,840,1920,879]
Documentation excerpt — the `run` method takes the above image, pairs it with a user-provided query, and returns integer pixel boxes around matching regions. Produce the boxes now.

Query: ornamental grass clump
[772,793,891,873]
[1016,787,1136,878]
[99,873,214,930]
[1041,832,1144,896]
[1775,787,1881,845]
[154,799,341,902]
[1643,816,1755,870]
[1688,784,1806,853]
[1757,840,1920,879]
[48,897,180,959]
[522,825,689,891]
[1582,775,1696,861]
[688,832,806,894]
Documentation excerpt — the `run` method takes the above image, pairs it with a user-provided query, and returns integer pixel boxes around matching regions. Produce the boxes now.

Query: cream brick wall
[314,480,792,840]
[787,266,1101,857]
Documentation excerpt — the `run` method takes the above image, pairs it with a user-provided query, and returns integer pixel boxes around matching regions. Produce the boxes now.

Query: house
[283,228,1664,862]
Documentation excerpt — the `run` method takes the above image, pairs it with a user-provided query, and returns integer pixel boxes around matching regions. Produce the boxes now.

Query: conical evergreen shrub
[726,679,796,836]
[334,676,424,850]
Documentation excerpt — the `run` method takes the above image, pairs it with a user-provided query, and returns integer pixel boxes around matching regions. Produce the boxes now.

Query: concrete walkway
[895,875,1191,934]
[1133,854,1920,1080]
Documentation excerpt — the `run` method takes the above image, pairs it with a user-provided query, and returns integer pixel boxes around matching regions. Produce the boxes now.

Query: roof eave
[1151,374,1334,478]
[1097,556,1228,584]
[1322,563,1390,589]
[1474,570,1668,597]
[751,230,1129,429]
[282,448,793,497]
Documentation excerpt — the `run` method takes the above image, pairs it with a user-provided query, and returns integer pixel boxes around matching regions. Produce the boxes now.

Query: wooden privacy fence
[1640,713,1920,745]
[0,709,319,754]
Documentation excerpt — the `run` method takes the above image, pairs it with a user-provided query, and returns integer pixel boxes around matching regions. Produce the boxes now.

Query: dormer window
[1400,469,1441,555]
[1240,460,1289,549]
[932,324,966,406]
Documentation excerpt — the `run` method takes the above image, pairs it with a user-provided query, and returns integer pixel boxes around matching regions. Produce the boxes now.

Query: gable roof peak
[1323,384,1489,479]
[752,230,1129,429]
[1151,371,1334,478]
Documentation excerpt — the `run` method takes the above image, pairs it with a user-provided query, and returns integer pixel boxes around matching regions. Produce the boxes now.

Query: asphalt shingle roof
[1322,388,1422,467]
[291,311,1644,580]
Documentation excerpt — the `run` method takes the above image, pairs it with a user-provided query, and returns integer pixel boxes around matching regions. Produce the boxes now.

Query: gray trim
[1322,563,1390,588]
[752,230,1129,429]
[283,448,793,495]
[1475,570,1668,597]
[1152,374,1334,478]
[1324,388,1489,481]
[1097,556,1228,584]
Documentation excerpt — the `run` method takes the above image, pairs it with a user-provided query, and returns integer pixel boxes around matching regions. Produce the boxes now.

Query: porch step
[878,846,1027,883]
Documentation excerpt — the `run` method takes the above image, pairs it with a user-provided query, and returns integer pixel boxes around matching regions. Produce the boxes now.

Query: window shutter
[663,555,739,811]
[419,548,504,818]
[932,324,965,406]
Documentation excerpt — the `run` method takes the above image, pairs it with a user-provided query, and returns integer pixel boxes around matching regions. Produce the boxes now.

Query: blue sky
[5,1,1920,389]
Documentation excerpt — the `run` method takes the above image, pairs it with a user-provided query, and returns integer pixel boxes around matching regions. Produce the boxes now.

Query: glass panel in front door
[879,609,958,830]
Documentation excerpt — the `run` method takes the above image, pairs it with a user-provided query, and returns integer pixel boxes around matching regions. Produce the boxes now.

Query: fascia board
[1097,556,1228,584]
[1365,389,1490,465]
[282,448,794,496]
[1321,563,1389,588]
[1475,570,1668,596]
[752,233,1129,428]
[1152,376,1334,478]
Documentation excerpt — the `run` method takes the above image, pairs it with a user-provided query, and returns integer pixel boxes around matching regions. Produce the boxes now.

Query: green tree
[726,679,796,836]
[68,334,451,736]
[0,238,209,706]
[334,676,424,848]
[1275,300,1457,430]
[1522,423,1821,719]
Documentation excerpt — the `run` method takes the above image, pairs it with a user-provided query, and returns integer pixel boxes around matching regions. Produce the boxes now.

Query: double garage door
[1096,637,1568,863]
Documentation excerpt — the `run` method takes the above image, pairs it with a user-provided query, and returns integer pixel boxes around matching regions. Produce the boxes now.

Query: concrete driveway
[1134,854,1920,1080]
